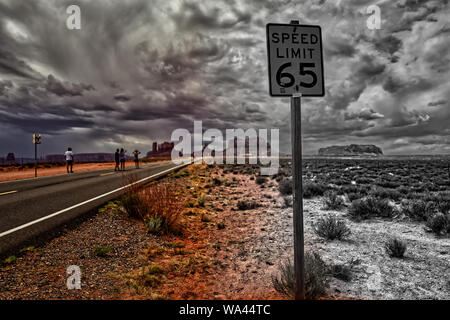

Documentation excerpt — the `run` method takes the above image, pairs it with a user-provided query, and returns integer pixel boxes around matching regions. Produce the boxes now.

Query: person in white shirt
[65,147,74,173]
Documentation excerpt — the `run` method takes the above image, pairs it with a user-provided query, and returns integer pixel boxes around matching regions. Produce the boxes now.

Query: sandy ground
[1,164,449,300]
[298,198,450,299]
[0,163,118,182]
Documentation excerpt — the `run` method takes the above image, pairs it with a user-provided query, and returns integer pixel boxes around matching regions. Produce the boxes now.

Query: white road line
[0,164,186,238]
[0,190,17,196]
[100,172,115,176]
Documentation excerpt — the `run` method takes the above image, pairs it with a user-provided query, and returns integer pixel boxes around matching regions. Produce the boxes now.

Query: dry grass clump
[120,173,184,234]
[385,238,407,258]
[323,190,345,210]
[314,215,351,240]
[272,252,329,299]
[426,213,449,235]
[401,199,436,221]
[139,183,184,234]
[348,196,395,221]
[303,182,327,198]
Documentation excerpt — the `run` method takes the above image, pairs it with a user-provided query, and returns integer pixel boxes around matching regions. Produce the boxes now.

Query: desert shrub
[384,238,407,258]
[341,185,366,195]
[433,192,450,214]
[447,214,450,233]
[426,213,448,235]
[237,200,257,210]
[348,196,395,221]
[145,216,163,234]
[347,192,363,202]
[93,244,111,257]
[303,182,327,198]
[141,264,164,287]
[397,186,410,195]
[370,187,402,201]
[279,178,292,195]
[138,183,184,234]
[121,192,146,219]
[271,252,328,299]
[120,174,146,218]
[377,180,401,189]
[323,190,345,210]
[283,196,292,208]
[314,215,351,240]
[330,178,349,186]
[256,176,267,185]
[217,221,226,229]
[401,199,436,221]
[329,264,352,282]
[405,191,427,200]
[3,256,16,264]
[355,177,372,184]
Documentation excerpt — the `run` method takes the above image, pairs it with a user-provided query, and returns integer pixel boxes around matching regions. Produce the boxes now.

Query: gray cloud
[45,75,95,97]
[345,108,385,121]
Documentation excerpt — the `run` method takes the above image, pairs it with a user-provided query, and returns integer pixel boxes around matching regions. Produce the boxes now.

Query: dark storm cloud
[0,49,42,80]
[0,111,94,134]
[344,108,384,121]
[355,54,386,78]
[171,1,252,30]
[326,53,386,111]
[382,75,434,94]
[113,93,131,102]
[0,0,448,157]
[428,100,446,107]
[135,34,229,89]
[0,79,13,96]
[324,37,356,57]
[373,35,402,56]
[45,75,95,97]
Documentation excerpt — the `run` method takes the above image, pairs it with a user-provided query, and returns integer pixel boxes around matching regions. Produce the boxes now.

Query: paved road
[0,161,185,256]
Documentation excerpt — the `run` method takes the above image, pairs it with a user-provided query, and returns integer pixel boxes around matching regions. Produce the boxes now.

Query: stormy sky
[0,0,449,158]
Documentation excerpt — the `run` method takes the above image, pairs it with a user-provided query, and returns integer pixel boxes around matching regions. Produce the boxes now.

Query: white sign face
[266,23,324,97]
[32,133,41,144]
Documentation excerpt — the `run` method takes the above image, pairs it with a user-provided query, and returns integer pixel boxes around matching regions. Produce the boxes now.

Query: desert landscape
[2,158,449,300]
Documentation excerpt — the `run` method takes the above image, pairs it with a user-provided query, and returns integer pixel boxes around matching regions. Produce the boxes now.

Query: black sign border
[266,23,325,97]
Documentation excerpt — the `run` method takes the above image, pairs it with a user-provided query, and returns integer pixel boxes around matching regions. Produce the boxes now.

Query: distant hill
[318,144,383,156]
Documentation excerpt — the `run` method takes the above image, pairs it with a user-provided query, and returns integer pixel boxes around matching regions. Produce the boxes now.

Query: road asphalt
[0,161,185,256]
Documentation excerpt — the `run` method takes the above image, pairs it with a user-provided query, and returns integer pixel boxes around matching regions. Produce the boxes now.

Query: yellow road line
[0,190,18,196]
[100,172,115,176]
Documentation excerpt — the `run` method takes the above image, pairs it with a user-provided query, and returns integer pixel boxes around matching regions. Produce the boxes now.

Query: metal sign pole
[291,92,305,300]
[34,141,37,178]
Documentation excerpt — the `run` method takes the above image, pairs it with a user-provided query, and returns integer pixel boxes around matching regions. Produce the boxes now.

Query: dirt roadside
[0,162,116,182]
[1,163,448,300]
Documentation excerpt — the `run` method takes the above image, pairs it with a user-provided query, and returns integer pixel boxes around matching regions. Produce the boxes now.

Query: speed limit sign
[266,23,324,96]
[266,21,325,300]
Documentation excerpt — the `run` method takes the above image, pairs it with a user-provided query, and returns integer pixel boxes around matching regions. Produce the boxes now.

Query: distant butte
[318,144,383,156]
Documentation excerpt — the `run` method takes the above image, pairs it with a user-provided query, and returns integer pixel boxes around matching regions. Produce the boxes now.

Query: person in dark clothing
[114,149,120,171]
[119,148,126,171]
[133,150,141,169]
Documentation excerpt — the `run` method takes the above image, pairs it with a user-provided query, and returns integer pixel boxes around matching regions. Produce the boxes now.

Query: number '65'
[275,63,317,88]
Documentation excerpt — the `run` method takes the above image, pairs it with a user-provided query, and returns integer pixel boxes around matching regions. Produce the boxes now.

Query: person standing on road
[114,149,120,171]
[119,148,126,171]
[133,150,141,169]
[65,147,74,173]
